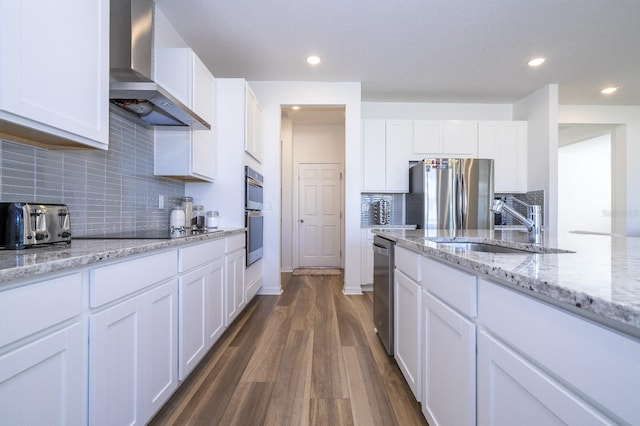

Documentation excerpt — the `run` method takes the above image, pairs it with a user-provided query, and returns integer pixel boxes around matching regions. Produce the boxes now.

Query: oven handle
[246,176,263,188]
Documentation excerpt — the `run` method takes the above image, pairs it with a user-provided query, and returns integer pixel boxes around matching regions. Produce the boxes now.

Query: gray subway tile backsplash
[0,112,185,236]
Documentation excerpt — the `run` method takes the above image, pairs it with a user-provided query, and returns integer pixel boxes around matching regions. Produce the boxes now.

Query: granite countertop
[0,228,245,286]
[361,224,417,229]
[372,228,640,338]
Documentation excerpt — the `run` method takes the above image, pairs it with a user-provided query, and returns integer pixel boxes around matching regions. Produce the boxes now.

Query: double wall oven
[245,166,264,266]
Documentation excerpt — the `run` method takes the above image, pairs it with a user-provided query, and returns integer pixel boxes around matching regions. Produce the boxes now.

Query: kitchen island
[374,228,640,425]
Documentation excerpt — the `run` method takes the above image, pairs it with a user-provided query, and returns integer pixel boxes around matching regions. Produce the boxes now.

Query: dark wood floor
[149,272,427,425]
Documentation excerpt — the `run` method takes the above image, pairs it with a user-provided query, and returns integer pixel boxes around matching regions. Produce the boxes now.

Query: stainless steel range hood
[109,0,210,130]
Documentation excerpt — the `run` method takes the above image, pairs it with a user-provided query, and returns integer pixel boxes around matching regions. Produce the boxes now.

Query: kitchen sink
[427,238,575,254]
[437,242,532,254]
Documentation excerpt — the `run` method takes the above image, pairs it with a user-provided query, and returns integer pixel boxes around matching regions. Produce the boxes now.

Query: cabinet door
[191,129,216,180]
[385,120,413,192]
[206,258,226,346]
[0,0,108,148]
[244,84,262,162]
[90,298,144,426]
[360,229,374,285]
[143,280,178,420]
[477,331,611,426]
[178,267,207,380]
[422,292,476,426]
[413,120,443,154]
[394,269,421,400]
[0,323,84,426]
[225,249,246,326]
[442,121,477,157]
[478,121,527,193]
[192,54,215,125]
[362,119,386,191]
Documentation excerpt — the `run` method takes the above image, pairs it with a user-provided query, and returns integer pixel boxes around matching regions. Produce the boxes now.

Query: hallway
[150,272,427,425]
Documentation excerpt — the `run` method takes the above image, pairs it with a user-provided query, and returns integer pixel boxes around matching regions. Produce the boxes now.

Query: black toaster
[0,203,71,249]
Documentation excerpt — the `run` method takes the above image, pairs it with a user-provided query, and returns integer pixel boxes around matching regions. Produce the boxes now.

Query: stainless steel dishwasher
[373,235,395,355]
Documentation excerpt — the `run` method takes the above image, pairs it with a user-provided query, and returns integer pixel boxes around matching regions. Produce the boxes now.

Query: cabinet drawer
[422,257,476,318]
[395,246,421,283]
[479,279,640,425]
[226,234,246,253]
[179,238,225,272]
[90,251,178,308]
[0,273,82,348]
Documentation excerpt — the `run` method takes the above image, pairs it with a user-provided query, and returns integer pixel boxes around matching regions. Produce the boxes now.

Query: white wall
[514,84,559,234]
[248,82,362,295]
[362,102,513,120]
[154,6,189,49]
[559,105,640,236]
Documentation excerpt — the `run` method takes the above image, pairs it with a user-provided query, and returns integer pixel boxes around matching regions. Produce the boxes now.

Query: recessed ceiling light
[291,106,300,110]
[306,55,321,65]
[601,86,618,95]
[528,57,546,67]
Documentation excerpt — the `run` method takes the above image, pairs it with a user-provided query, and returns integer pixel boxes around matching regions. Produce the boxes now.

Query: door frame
[293,162,344,268]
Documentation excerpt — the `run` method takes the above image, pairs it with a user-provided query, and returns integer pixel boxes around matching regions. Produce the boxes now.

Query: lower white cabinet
[225,234,246,326]
[477,330,610,425]
[361,228,374,285]
[90,279,178,426]
[422,291,476,426]
[0,323,84,426]
[0,272,85,426]
[394,269,421,399]
[421,257,477,426]
[178,239,225,380]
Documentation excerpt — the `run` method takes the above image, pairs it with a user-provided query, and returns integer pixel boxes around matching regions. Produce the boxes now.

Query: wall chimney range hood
[109,0,210,130]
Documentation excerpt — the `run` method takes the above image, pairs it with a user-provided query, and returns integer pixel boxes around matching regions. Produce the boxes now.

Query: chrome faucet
[491,197,542,244]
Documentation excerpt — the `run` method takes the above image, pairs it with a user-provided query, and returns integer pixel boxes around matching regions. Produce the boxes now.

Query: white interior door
[298,163,342,267]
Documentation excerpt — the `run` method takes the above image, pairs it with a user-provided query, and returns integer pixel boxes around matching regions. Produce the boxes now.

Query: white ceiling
[155,0,640,106]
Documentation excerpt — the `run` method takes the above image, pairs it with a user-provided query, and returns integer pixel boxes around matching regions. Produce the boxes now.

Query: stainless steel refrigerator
[407,158,494,230]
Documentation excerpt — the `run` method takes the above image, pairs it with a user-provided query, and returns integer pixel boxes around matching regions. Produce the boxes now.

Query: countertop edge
[374,229,640,339]
[0,228,245,286]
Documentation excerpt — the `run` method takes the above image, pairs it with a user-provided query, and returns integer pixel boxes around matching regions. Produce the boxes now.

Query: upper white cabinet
[154,48,216,181]
[245,84,263,163]
[478,121,527,193]
[362,120,412,192]
[0,0,109,149]
[414,120,478,157]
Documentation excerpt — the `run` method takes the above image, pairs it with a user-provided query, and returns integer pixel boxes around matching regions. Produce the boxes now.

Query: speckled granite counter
[0,228,245,286]
[372,228,640,338]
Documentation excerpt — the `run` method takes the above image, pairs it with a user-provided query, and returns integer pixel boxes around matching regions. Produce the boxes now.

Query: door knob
[300,219,304,223]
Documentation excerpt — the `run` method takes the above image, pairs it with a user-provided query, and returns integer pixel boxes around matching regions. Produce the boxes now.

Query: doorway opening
[558,123,625,235]
[280,106,346,272]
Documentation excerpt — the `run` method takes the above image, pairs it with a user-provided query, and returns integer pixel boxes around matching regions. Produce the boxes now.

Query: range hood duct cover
[109,0,210,130]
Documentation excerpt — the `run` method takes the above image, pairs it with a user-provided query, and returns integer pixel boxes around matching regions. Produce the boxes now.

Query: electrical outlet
[158,195,165,209]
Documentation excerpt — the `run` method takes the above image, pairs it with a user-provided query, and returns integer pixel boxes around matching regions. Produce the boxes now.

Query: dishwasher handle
[373,244,389,256]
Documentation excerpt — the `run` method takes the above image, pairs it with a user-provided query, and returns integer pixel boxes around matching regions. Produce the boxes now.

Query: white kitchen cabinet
[89,251,179,425]
[245,84,263,162]
[477,330,610,426]
[155,49,216,182]
[178,238,226,379]
[0,0,109,149]
[362,119,387,191]
[478,121,527,193]
[360,228,375,285]
[413,120,478,157]
[0,273,85,426]
[394,246,422,400]
[421,257,477,426]
[225,234,246,326]
[362,120,412,192]
[477,278,638,425]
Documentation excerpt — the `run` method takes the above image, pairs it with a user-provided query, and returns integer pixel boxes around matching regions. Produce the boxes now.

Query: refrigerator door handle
[460,172,467,228]
[455,172,463,229]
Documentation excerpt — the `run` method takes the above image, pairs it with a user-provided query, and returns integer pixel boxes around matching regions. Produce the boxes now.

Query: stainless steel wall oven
[245,166,264,266]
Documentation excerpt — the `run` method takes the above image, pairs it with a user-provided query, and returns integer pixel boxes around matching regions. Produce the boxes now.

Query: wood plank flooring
[149,272,427,426]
